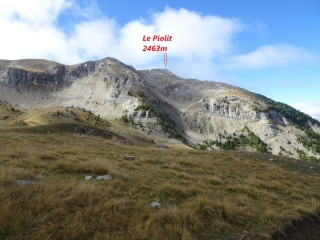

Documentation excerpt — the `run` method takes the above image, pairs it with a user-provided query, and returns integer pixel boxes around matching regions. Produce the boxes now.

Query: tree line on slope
[122,91,181,139]
[294,147,320,163]
[256,94,320,129]
[199,126,269,153]
[256,94,320,155]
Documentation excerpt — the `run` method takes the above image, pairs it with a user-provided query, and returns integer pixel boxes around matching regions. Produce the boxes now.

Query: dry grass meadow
[1,102,320,239]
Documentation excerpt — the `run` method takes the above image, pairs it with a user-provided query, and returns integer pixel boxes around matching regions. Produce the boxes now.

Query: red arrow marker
[164,53,168,67]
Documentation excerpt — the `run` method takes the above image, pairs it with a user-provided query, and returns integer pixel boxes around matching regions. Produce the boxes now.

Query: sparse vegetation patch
[200,126,269,153]
[126,91,182,139]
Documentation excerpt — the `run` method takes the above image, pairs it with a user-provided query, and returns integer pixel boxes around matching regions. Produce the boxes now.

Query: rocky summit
[1,57,320,160]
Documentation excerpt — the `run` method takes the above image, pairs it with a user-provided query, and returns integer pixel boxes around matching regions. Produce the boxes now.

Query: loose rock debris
[125,156,135,161]
[151,202,161,209]
[12,179,37,186]
[156,144,168,149]
[96,175,112,180]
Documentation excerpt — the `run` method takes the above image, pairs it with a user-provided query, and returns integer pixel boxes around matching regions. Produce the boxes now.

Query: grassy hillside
[1,123,320,239]
[0,101,24,128]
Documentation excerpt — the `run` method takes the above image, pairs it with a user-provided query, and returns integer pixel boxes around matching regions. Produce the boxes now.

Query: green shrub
[121,115,129,123]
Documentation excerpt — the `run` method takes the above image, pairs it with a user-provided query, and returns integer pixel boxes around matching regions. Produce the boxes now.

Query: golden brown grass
[21,67,47,73]
[0,128,320,239]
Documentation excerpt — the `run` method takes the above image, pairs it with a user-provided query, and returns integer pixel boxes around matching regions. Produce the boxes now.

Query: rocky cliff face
[0,58,144,116]
[138,67,320,160]
[0,59,96,88]
[1,57,319,160]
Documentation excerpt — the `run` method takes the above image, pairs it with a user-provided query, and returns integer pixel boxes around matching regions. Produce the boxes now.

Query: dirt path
[272,216,320,240]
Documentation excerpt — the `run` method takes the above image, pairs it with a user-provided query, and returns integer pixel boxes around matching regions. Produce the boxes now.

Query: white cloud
[107,7,244,74]
[0,0,71,25]
[224,44,318,70]
[0,1,243,73]
[0,0,73,61]
[291,102,320,121]
[0,0,318,80]
[151,8,243,60]
[68,18,117,61]
[252,20,267,37]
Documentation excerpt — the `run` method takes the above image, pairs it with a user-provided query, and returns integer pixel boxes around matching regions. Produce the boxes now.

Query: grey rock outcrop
[151,202,161,209]
[96,175,112,180]
[125,156,135,161]
[156,144,168,149]
[12,179,37,186]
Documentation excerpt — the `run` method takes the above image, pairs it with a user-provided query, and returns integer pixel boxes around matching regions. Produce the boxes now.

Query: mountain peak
[0,56,319,161]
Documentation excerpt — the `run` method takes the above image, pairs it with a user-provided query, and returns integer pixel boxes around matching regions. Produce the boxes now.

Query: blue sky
[0,0,319,120]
